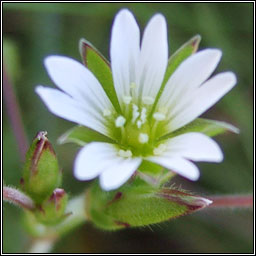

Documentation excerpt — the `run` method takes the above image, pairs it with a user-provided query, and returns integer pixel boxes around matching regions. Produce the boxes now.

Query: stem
[26,193,87,253]
[208,194,253,208]
[28,238,56,254]
[3,186,35,210]
[3,64,28,161]
[55,193,87,236]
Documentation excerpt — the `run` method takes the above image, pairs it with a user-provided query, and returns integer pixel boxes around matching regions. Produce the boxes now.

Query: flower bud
[86,178,212,230]
[34,188,68,225]
[21,131,61,204]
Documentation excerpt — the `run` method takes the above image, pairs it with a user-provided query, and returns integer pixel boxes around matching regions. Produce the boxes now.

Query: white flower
[35,9,236,191]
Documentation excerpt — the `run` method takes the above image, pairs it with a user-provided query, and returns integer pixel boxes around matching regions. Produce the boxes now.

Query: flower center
[104,83,169,156]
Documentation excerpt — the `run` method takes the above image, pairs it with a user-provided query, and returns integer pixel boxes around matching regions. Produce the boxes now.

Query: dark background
[3,2,253,253]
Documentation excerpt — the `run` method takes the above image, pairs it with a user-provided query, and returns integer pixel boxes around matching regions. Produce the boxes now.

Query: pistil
[110,92,168,156]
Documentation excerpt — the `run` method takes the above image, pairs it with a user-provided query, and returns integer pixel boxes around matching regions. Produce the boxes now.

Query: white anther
[153,144,167,156]
[140,107,147,124]
[137,120,142,129]
[142,96,154,105]
[133,104,138,111]
[115,116,126,127]
[118,149,132,158]
[153,112,166,121]
[139,133,149,144]
[123,95,132,105]
[103,109,111,117]
[132,104,140,123]
[130,82,136,89]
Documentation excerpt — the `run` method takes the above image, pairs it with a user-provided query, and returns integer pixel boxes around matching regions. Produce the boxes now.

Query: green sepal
[163,34,201,86]
[138,160,164,176]
[58,125,115,146]
[160,118,239,141]
[86,178,211,231]
[21,131,61,204]
[153,35,201,111]
[137,160,175,187]
[34,188,68,225]
[22,210,48,237]
[79,38,121,113]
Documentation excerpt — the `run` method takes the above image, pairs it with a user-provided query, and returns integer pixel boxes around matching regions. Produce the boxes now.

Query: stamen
[118,149,132,158]
[137,120,142,129]
[132,104,140,123]
[115,116,126,127]
[142,96,154,105]
[123,95,132,105]
[153,144,167,156]
[140,107,147,124]
[153,112,166,121]
[139,133,149,144]
[103,109,111,117]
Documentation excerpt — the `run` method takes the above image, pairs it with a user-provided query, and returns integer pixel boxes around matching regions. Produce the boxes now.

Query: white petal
[158,49,222,112]
[99,157,142,191]
[74,142,119,180]
[44,56,113,112]
[167,72,236,132]
[136,14,168,102]
[74,142,142,191]
[110,9,140,109]
[147,156,200,181]
[36,86,110,137]
[162,132,223,162]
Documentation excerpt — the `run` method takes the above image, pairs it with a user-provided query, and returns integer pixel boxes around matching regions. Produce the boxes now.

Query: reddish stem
[3,186,35,210]
[3,64,28,161]
[208,195,253,208]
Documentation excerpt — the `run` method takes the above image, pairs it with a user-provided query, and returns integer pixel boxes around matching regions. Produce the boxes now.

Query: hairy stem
[3,64,28,161]
[28,238,56,254]
[208,194,253,208]
[3,186,35,210]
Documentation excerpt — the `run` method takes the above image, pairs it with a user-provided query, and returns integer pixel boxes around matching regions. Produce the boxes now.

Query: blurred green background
[3,2,253,253]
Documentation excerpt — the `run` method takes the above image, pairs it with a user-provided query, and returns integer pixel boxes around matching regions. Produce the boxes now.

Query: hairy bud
[86,178,212,230]
[34,188,68,225]
[21,131,61,204]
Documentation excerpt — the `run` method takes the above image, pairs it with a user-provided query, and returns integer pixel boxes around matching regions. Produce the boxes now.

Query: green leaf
[152,35,201,112]
[79,38,121,113]
[58,125,115,146]
[160,118,239,141]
